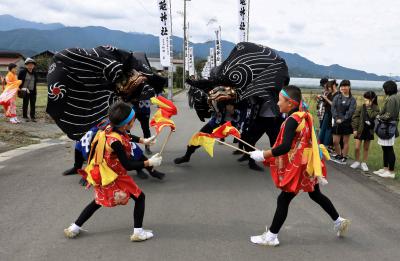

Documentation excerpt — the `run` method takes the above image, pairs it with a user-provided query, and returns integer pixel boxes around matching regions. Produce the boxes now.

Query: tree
[195,59,207,78]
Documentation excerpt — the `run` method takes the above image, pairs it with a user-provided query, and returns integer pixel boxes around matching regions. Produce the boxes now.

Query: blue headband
[280,89,309,111]
[115,109,135,127]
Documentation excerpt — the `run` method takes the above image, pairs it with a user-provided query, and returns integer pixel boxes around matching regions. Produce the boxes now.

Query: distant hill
[0,14,393,81]
[0,14,64,31]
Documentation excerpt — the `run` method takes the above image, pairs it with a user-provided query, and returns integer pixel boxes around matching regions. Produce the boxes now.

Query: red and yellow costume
[0,72,22,118]
[91,127,142,207]
[268,111,329,194]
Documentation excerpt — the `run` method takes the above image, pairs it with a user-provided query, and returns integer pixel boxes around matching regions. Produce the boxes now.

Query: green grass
[303,91,399,179]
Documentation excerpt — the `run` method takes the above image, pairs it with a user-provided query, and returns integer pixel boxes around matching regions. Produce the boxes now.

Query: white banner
[215,28,222,66]
[157,0,171,67]
[238,0,248,43]
[209,48,215,69]
[185,22,190,71]
[202,58,211,79]
[188,47,195,76]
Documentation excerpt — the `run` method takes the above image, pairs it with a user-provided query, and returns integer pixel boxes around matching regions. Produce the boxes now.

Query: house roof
[0,57,24,66]
[32,50,55,58]
[0,51,25,59]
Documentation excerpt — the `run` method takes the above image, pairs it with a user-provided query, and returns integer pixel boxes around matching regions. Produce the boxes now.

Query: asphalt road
[1,92,400,261]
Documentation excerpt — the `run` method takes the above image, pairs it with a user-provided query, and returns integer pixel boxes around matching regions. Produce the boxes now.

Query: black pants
[136,113,151,139]
[269,184,339,234]
[75,192,145,228]
[22,92,36,119]
[183,122,215,158]
[242,117,282,152]
[382,146,396,171]
[74,149,85,169]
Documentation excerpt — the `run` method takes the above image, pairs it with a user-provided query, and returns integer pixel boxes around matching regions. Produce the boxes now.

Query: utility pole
[183,0,190,89]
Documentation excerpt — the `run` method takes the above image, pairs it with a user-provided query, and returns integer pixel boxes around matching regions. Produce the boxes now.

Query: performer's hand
[148,153,162,167]
[143,135,157,146]
[249,150,265,162]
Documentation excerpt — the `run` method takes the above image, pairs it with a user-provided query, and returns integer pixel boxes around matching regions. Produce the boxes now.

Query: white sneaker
[360,162,369,172]
[373,169,386,175]
[64,224,81,238]
[250,227,279,246]
[350,161,360,169]
[378,171,395,179]
[334,218,351,237]
[130,229,154,242]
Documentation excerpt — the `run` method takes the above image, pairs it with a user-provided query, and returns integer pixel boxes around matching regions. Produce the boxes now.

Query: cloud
[0,0,399,75]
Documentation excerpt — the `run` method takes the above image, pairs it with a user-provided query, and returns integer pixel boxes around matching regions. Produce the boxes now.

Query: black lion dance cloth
[46,46,166,140]
[187,42,290,121]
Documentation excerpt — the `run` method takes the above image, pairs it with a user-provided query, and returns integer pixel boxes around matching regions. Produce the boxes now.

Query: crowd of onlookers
[0,58,38,123]
[316,78,400,179]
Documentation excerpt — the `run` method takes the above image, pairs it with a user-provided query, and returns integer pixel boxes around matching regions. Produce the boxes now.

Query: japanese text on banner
[238,0,248,43]
[158,0,171,67]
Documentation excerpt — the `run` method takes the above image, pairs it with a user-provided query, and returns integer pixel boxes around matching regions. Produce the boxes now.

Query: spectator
[316,77,329,123]
[0,63,22,123]
[373,81,400,178]
[350,91,379,171]
[331,80,357,164]
[18,58,38,122]
[318,80,336,148]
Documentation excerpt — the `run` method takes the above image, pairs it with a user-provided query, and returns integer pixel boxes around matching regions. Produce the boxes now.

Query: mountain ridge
[0,14,393,81]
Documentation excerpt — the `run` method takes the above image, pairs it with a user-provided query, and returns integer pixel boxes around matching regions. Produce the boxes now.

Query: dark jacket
[331,93,357,124]
[18,68,38,94]
[351,104,379,135]
[378,94,400,137]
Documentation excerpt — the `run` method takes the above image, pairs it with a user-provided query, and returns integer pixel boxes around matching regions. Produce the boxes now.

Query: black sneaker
[237,154,250,162]
[232,150,243,155]
[174,156,190,164]
[145,146,152,155]
[248,160,264,171]
[31,118,37,122]
[62,167,78,176]
[338,156,348,165]
[137,169,149,179]
[149,169,165,180]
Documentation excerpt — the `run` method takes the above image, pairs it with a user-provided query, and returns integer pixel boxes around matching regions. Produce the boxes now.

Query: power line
[137,0,156,17]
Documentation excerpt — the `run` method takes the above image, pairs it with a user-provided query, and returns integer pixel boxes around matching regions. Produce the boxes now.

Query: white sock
[265,230,278,240]
[334,217,344,225]
[69,223,81,233]
[134,228,143,234]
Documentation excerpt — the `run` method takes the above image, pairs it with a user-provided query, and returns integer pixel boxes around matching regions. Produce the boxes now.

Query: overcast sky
[0,0,399,76]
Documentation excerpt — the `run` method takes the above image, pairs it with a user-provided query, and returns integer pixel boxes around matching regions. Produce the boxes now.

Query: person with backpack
[350,91,380,171]
[63,102,162,241]
[373,81,400,178]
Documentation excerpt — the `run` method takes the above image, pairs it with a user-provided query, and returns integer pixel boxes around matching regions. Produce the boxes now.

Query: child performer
[64,102,162,241]
[0,63,22,123]
[249,85,350,246]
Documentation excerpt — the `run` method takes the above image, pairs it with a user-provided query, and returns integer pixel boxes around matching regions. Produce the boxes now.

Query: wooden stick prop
[214,139,251,155]
[233,137,259,151]
[159,130,173,155]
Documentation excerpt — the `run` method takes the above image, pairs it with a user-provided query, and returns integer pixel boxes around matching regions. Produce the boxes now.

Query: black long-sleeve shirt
[110,141,145,171]
[271,113,299,157]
